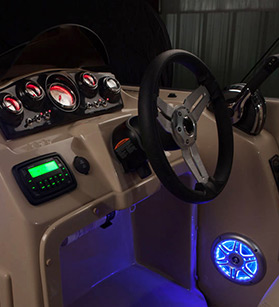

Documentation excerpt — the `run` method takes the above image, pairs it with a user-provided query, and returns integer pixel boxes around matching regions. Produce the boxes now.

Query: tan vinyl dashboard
[0,73,190,229]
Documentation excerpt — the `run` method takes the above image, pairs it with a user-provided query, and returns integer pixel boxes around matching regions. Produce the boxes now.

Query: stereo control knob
[99,77,121,103]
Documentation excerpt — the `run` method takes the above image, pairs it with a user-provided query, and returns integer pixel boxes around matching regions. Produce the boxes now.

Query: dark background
[1,0,279,96]
[0,0,168,86]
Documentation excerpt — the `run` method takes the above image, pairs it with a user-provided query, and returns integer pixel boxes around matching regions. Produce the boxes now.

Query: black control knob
[78,72,98,98]
[99,77,121,103]
[73,156,90,175]
[0,94,24,126]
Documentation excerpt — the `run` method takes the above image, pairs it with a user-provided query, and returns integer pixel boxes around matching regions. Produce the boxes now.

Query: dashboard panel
[0,70,123,139]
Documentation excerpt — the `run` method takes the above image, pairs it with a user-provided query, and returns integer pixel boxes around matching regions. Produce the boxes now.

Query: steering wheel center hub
[172,107,196,147]
[183,116,195,136]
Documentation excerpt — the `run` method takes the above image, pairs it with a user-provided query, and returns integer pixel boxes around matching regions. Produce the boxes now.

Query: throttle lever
[245,54,279,93]
[227,54,279,126]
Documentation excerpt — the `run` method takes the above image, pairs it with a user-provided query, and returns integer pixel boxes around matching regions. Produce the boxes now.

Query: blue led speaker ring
[211,234,266,285]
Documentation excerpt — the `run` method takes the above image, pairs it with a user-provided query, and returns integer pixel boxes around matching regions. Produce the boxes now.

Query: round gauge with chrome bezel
[25,81,44,100]
[0,94,24,126]
[48,83,77,111]
[99,76,121,103]
[81,72,97,88]
[2,95,23,114]
[17,80,45,111]
[77,71,98,98]
[46,74,80,112]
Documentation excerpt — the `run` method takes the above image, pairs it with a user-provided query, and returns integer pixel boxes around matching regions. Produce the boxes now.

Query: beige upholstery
[258,276,279,307]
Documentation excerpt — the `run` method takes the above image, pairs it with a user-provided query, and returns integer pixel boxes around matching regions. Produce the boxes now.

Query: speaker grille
[211,234,266,284]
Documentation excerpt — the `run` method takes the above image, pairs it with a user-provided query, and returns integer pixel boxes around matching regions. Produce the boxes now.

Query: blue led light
[213,238,259,283]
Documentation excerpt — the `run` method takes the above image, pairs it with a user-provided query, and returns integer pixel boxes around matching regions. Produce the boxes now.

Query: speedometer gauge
[49,84,77,110]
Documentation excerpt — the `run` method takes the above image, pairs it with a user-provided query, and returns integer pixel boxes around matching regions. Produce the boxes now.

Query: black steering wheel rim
[138,49,233,203]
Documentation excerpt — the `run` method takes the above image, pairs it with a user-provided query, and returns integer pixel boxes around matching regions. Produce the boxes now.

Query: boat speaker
[211,233,266,285]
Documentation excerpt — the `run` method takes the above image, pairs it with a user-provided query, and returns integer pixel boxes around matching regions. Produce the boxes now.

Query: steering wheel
[138,49,233,203]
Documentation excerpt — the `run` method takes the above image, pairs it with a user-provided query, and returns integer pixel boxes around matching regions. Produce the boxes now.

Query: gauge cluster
[0,70,123,139]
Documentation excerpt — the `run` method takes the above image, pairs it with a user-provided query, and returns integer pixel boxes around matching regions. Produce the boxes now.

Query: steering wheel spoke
[183,85,210,121]
[182,144,209,184]
[157,110,172,133]
[157,97,175,118]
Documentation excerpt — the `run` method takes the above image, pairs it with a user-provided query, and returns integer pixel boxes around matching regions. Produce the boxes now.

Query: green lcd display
[28,160,59,178]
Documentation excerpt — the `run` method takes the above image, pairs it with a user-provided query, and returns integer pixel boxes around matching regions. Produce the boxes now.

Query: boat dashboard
[0,69,123,140]
[0,65,186,224]
[0,24,190,231]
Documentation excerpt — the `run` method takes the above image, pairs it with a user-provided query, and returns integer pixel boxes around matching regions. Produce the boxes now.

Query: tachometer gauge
[49,84,77,111]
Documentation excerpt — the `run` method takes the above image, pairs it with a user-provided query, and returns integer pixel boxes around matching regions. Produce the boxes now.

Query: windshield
[0,24,109,85]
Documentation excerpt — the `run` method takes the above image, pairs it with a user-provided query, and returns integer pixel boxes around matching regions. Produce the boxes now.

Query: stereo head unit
[12,153,77,205]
